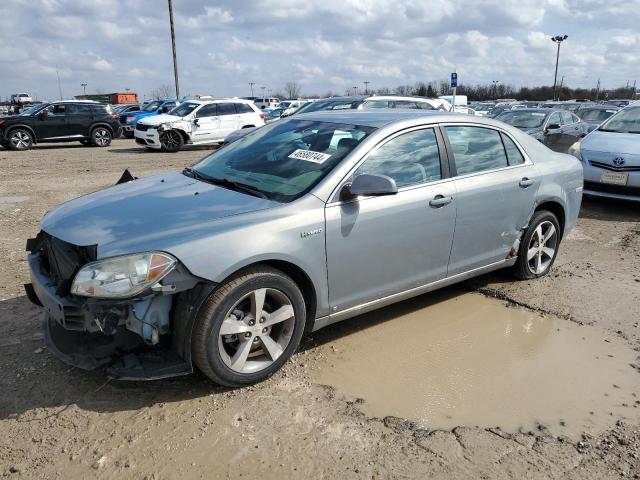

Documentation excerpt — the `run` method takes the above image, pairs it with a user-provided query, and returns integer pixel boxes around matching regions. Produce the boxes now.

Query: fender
[4,124,38,143]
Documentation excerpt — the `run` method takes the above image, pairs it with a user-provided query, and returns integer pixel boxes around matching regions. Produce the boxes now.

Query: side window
[67,104,91,114]
[393,101,419,109]
[354,129,441,188]
[196,104,218,117]
[362,100,390,109]
[217,103,236,116]
[46,104,67,116]
[560,112,573,125]
[500,133,525,165]
[547,113,561,127]
[445,126,509,175]
[235,103,253,114]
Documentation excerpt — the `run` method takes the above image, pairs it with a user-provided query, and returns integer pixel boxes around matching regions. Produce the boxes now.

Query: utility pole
[633,80,637,99]
[551,35,568,101]
[249,82,255,97]
[168,0,180,99]
[81,83,87,95]
[363,80,370,95]
[56,65,63,100]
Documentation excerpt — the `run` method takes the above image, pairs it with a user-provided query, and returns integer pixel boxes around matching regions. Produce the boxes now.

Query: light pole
[492,80,499,100]
[168,0,180,99]
[260,86,266,102]
[363,80,370,95]
[249,82,255,97]
[81,83,87,95]
[353,86,358,96]
[551,35,568,101]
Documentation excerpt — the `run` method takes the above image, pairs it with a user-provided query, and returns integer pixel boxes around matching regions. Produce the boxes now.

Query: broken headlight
[71,252,176,298]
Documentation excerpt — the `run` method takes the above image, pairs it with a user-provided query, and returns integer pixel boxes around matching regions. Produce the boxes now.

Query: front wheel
[192,266,307,387]
[159,130,183,152]
[513,210,561,280]
[90,127,112,147]
[7,129,33,150]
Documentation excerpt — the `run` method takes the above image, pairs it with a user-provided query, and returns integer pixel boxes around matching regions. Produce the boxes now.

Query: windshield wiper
[183,168,269,199]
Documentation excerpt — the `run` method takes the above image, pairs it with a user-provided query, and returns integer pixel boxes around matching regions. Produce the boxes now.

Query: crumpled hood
[41,171,278,257]
[581,130,640,155]
[138,114,185,126]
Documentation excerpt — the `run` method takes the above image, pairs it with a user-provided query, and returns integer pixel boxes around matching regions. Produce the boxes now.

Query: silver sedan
[27,111,583,386]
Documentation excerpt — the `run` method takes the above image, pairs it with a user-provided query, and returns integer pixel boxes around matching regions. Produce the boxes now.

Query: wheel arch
[534,200,565,237]
[5,124,37,143]
[89,122,116,135]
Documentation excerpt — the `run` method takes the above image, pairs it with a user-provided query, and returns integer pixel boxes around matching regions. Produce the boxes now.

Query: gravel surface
[1,140,639,479]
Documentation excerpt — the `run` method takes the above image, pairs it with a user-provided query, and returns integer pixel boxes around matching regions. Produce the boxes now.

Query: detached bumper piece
[44,315,192,380]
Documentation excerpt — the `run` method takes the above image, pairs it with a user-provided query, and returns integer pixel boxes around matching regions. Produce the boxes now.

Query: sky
[1,0,638,101]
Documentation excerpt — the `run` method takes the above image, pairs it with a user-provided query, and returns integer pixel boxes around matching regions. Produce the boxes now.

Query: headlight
[71,252,176,298]
[568,141,582,161]
[126,116,136,123]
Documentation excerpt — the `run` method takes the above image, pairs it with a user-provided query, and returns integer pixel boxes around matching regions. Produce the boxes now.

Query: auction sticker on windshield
[289,149,332,164]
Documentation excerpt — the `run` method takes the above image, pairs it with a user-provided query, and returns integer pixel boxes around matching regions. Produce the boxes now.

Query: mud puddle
[313,290,639,439]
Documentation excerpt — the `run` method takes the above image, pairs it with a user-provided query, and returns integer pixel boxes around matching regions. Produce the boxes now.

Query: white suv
[134,99,265,152]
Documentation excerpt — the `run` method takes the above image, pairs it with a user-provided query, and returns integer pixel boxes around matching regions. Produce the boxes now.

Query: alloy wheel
[94,129,110,146]
[217,288,295,374]
[10,131,31,149]
[527,220,558,275]
[160,130,181,149]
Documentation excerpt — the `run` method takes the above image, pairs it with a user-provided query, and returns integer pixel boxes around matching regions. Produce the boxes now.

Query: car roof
[294,110,508,128]
[499,108,555,114]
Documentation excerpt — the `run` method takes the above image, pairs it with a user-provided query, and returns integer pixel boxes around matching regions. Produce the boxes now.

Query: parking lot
[1,140,639,479]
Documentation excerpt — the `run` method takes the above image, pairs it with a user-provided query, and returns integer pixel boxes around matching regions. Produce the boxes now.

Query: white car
[361,96,452,111]
[134,99,265,152]
[11,93,33,104]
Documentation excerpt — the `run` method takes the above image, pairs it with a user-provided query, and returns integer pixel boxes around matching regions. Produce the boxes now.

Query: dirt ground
[1,139,639,479]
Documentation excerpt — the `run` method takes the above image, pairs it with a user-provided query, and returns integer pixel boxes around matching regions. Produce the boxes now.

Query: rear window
[445,126,509,175]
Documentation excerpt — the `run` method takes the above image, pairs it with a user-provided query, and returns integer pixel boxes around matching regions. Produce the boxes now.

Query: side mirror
[545,123,561,134]
[193,118,199,125]
[341,174,398,200]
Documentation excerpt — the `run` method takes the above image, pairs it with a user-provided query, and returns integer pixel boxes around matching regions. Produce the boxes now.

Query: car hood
[581,130,640,155]
[139,114,185,125]
[41,171,279,258]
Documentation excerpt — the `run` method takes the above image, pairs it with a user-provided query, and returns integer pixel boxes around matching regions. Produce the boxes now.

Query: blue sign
[451,72,458,88]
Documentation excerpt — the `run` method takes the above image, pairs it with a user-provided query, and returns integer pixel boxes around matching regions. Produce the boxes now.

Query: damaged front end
[25,231,213,380]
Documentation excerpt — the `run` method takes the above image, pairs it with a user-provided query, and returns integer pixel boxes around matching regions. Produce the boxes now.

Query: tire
[90,127,112,147]
[192,266,307,387]
[7,129,33,151]
[159,130,184,152]
[513,210,561,280]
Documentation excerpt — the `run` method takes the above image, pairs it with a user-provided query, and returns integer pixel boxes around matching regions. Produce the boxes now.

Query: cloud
[0,0,638,100]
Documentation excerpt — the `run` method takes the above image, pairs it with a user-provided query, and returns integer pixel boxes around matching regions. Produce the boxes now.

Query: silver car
[569,105,640,202]
[25,111,583,386]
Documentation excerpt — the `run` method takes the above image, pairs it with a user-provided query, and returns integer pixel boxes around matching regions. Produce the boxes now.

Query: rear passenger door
[217,103,239,138]
[444,125,538,275]
[66,104,93,136]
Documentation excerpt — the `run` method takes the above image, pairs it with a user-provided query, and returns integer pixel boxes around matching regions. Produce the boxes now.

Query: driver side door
[36,104,69,140]
[325,127,456,313]
[192,104,221,142]
[543,112,563,152]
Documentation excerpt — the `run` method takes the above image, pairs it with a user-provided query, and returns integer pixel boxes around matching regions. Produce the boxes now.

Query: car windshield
[170,103,199,117]
[190,119,375,202]
[142,101,162,112]
[578,109,616,123]
[296,99,359,114]
[496,111,547,128]
[19,104,47,116]
[598,107,640,133]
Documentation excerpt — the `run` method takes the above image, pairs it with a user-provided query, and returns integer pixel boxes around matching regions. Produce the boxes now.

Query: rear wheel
[192,266,306,387]
[90,127,112,147]
[7,129,33,151]
[159,130,183,152]
[513,210,560,280]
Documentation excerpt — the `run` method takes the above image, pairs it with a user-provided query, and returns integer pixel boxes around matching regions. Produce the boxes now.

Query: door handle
[429,195,453,208]
[519,177,535,188]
